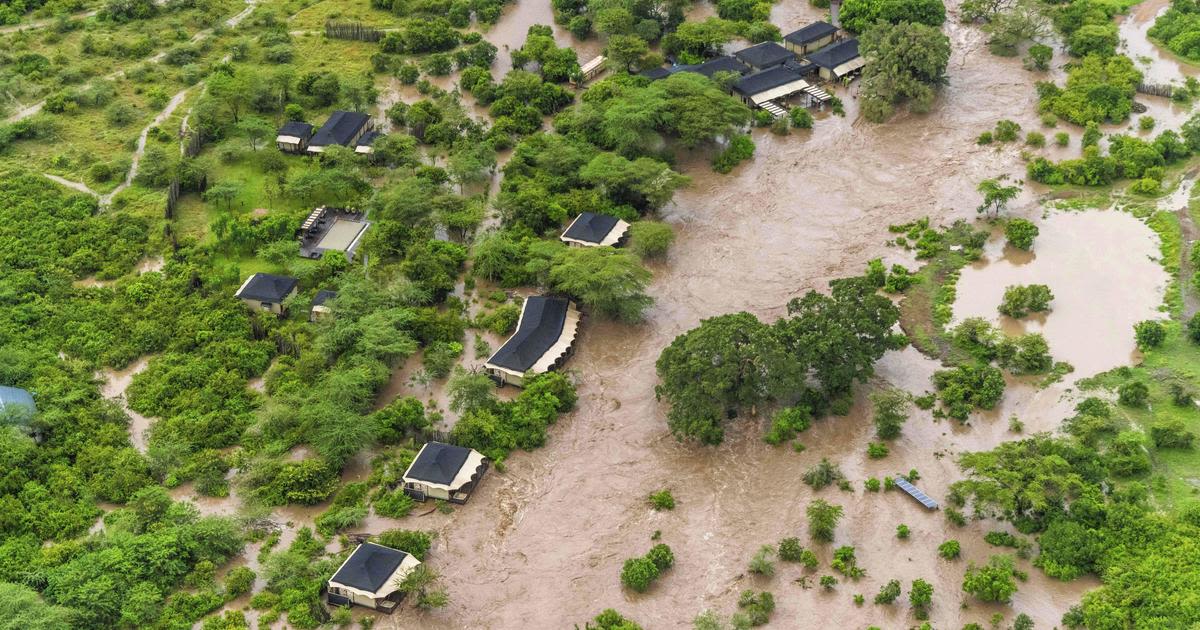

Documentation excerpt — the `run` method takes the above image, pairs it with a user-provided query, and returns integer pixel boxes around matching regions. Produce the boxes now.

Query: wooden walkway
[894,477,939,509]
[760,101,787,119]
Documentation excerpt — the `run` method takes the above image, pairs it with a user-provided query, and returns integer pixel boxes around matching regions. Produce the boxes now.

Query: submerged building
[234,273,298,316]
[401,441,490,503]
[806,38,864,81]
[484,296,581,387]
[327,542,421,613]
[784,21,840,55]
[560,212,630,247]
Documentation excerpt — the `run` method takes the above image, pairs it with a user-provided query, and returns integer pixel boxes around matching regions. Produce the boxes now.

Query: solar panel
[895,477,939,509]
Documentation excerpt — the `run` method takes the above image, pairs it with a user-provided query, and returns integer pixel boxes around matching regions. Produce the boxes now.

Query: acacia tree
[977,176,1022,217]
[859,22,951,122]
[655,312,799,444]
[962,555,1019,602]
[548,246,653,322]
[871,388,910,439]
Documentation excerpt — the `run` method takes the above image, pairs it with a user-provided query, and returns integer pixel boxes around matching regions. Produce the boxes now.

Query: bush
[938,540,961,559]
[874,579,902,604]
[998,284,1054,318]
[629,221,675,259]
[820,575,838,589]
[748,545,776,577]
[864,477,881,492]
[372,488,417,518]
[933,364,1006,420]
[977,131,994,145]
[1005,218,1039,250]
[867,442,889,459]
[1188,312,1200,343]
[764,405,812,444]
[1118,380,1149,407]
[778,537,804,562]
[377,530,434,560]
[790,107,814,129]
[1026,43,1052,70]
[962,555,1019,603]
[224,567,256,599]
[995,119,1021,141]
[1150,419,1195,448]
[646,544,674,571]
[735,590,775,626]
[832,545,864,578]
[803,458,846,489]
[896,524,910,539]
[712,134,755,173]
[1140,115,1156,130]
[871,388,909,439]
[909,578,933,619]
[807,499,844,542]
[648,489,675,511]
[1133,319,1166,351]
[1026,132,1046,147]
[1055,132,1070,147]
[620,557,660,592]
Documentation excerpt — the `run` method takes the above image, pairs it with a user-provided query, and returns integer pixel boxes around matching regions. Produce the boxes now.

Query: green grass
[286,0,403,31]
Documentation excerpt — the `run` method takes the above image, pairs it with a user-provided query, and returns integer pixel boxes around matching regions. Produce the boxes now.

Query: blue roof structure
[895,477,939,509]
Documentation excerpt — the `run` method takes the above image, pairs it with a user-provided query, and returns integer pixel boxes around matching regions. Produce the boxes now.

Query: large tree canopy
[840,0,946,33]
[859,21,951,122]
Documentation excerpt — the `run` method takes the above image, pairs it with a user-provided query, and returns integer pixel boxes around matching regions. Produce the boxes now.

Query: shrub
[938,540,961,559]
[749,545,776,577]
[629,221,675,259]
[998,284,1054,318]
[778,538,804,562]
[867,442,889,459]
[1026,132,1046,147]
[1118,380,1149,407]
[933,363,1006,420]
[646,544,675,571]
[790,107,814,129]
[1004,218,1039,250]
[995,119,1021,141]
[896,524,910,539]
[1133,319,1166,351]
[224,566,256,599]
[377,529,435,560]
[871,388,909,439]
[820,575,838,589]
[874,579,902,604]
[1150,419,1195,448]
[864,477,881,492]
[945,507,967,526]
[1140,115,1156,131]
[803,458,846,489]
[962,555,1019,603]
[1055,132,1070,146]
[807,499,844,542]
[648,489,675,511]
[1026,43,1052,70]
[735,590,775,626]
[909,578,933,619]
[620,557,660,592]
[832,545,864,578]
[1188,312,1200,343]
[372,489,417,518]
[712,134,755,173]
[977,131,994,145]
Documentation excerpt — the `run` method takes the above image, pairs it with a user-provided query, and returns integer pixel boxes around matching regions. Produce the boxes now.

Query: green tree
[447,368,497,414]
[909,578,934,619]
[871,388,909,439]
[962,555,1019,602]
[1005,218,1039,250]
[1133,319,1166,351]
[977,177,1021,217]
[0,583,76,629]
[629,221,676,259]
[807,499,844,542]
[549,247,653,322]
[859,21,951,122]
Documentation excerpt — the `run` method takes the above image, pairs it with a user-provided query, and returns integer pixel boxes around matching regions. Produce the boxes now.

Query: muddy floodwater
[953,211,1169,378]
[100,356,154,453]
[349,0,1141,627]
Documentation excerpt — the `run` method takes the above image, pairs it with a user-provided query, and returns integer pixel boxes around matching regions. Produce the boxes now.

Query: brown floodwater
[346,2,1127,628]
[186,0,1180,625]
[100,355,155,453]
[953,210,1168,378]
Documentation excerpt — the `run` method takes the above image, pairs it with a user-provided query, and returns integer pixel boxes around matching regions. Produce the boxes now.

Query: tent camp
[484,296,581,387]
[401,441,489,503]
[327,542,421,613]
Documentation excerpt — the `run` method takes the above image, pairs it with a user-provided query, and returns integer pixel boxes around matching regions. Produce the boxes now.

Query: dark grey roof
[310,111,370,147]
[807,38,859,69]
[784,21,838,45]
[733,66,806,97]
[356,130,382,148]
[488,296,568,372]
[407,442,472,485]
[563,212,620,244]
[237,273,298,303]
[640,66,673,80]
[331,543,408,592]
[312,290,337,307]
[734,41,794,69]
[691,56,749,78]
[278,121,313,138]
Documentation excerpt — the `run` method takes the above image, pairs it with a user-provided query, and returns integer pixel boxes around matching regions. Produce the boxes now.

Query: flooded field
[100,355,155,453]
[953,210,1169,378]
[166,0,1182,626]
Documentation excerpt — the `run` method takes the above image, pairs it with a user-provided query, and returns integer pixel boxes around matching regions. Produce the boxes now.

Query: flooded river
[953,210,1169,378]
[357,1,1141,628]
[173,0,1177,626]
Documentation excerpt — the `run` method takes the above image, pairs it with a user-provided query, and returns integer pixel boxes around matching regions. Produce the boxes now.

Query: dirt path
[0,8,97,34]
[100,87,189,206]
[41,173,100,198]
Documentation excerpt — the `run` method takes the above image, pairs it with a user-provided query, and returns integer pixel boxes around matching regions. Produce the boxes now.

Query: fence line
[325,21,382,42]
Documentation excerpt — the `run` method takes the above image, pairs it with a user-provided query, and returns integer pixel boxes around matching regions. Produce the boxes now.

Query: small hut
[573,55,608,85]
[401,441,490,503]
[732,66,810,115]
[784,21,839,55]
[734,41,796,71]
[355,130,382,155]
[307,111,372,154]
[484,296,581,387]
[310,290,337,322]
[276,121,313,153]
[560,212,630,247]
[326,542,421,613]
[806,38,864,81]
[234,273,298,316]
